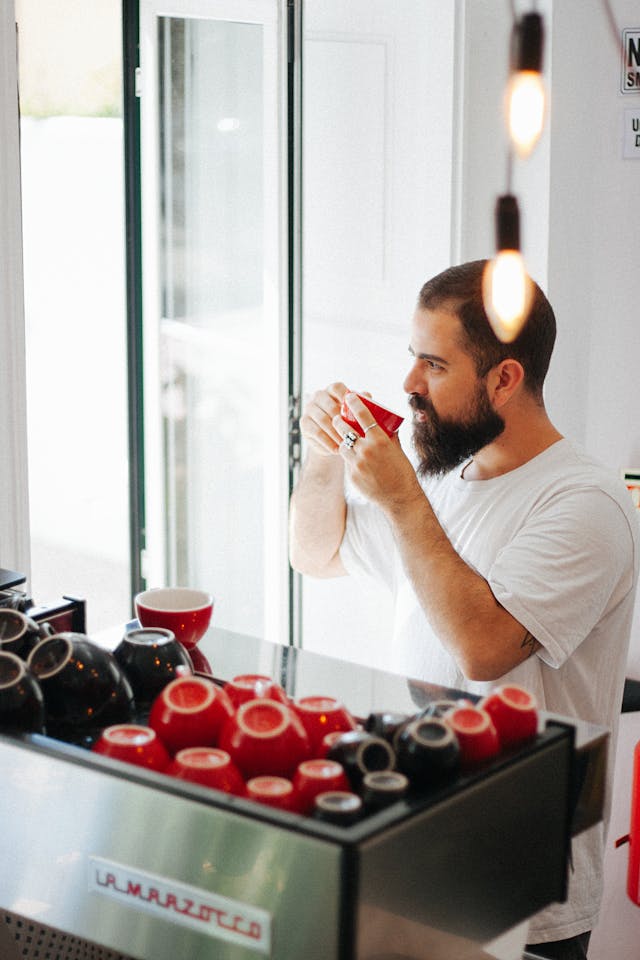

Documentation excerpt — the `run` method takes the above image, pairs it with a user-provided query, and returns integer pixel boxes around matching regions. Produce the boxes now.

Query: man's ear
[488,359,525,408]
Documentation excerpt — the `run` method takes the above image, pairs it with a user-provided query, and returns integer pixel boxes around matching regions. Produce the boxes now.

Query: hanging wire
[505,147,514,195]
[601,0,626,55]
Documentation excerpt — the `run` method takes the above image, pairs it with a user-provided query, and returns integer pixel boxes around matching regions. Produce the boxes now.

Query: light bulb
[507,70,545,157]
[506,12,545,157]
[482,195,533,342]
[483,252,533,342]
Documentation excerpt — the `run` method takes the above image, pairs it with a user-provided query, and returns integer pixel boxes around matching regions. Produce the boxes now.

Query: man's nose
[403,362,425,396]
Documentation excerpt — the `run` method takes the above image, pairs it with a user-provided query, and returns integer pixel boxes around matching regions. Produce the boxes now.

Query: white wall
[459,0,640,680]
[547,1,640,684]
[545,9,640,954]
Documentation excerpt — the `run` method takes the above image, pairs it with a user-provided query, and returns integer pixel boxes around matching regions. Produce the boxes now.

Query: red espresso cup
[135,587,213,650]
[443,705,500,767]
[92,724,171,772]
[224,674,289,709]
[340,392,404,438]
[166,747,245,795]
[219,698,311,779]
[479,685,539,749]
[292,696,358,754]
[292,758,351,815]
[149,676,234,754]
[246,776,301,813]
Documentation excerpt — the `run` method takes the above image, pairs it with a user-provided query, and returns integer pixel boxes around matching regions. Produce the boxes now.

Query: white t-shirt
[340,438,639,943]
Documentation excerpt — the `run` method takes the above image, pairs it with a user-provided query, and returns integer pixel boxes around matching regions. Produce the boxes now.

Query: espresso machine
[0,573,608,960]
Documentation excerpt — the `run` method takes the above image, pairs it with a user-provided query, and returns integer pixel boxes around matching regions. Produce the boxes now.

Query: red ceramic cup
[92,724,171,772]
[219,698,311,779]
[148,676,234,754]
[340,392,404,438]
[479,685,538,748]
[188,646,214,676]
[246,776,301,813]
[292,758,351,815]
[166,747,245,795]
[224,674,289,709]
[444,705,500,767]
[134,587,214,650]
[292,696,358,754]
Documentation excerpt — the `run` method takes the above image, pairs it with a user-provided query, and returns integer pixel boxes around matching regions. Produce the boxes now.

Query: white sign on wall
[623,108,640,158]
[621,29,640,93]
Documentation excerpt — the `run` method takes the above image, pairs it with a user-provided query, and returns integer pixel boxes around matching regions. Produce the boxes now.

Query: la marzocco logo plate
[89,856,271,953]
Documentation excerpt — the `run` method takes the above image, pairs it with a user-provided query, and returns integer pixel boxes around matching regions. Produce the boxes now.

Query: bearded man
[288,259,639,959]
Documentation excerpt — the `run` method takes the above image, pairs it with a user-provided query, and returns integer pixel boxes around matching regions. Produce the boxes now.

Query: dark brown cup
[364,710,412,746]
[0,609,53,661]
[326,730,395,790]
[361,771,410,811]
[27,633,136,747]
[395,717,460,786]
[313,791,363,826]
[0,651,46,735]
[113,627,193,720]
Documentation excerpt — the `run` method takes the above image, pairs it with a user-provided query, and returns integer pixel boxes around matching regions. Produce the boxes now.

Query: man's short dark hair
[417,259,556,399]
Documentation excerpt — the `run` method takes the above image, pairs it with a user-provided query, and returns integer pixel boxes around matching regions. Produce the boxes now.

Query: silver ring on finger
[363,422,379,434]
[343,430,358,450]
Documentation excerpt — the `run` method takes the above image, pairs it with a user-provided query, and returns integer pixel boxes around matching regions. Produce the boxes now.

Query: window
[16,0,130,630]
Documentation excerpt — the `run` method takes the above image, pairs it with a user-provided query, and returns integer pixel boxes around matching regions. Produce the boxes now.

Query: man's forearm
[289,451,348,578]
[382,491,537,681]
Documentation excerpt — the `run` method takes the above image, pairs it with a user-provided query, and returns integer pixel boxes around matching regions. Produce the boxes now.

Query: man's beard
[410,384,505,478]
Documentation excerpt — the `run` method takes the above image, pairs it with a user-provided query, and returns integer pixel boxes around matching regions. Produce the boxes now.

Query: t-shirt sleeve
[487,487,637,669]
[339,495,397,592]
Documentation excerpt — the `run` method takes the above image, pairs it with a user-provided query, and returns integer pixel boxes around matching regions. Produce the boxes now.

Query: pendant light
[482,6,545,341]
[482,193,533,343]
[506,11,545,157]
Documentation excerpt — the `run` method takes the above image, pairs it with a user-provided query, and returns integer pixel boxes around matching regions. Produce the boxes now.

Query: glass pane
[16,0,130,632]
[156,16,265,638]
[299,0,455,666]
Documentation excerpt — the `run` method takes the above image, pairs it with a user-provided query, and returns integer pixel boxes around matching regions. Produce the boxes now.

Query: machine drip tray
[1,910,139,960]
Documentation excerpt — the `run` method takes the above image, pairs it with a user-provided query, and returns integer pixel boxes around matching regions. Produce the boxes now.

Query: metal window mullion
[122,0,145,606]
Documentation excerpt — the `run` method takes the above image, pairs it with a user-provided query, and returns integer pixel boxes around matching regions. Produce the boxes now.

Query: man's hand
[332,392,423,511]
[289,382,354,578]
[299,382,350,456]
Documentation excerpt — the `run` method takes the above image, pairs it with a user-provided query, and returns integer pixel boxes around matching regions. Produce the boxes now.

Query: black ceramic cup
[0,609,53,661]
[0,651,46,735]
[313,791,363,826]
[364,711,412,747]
[326,730,395,790]
[27,633,136,747]
[395,717,460,786]
[361,770,410,811]
[113,627,193,721]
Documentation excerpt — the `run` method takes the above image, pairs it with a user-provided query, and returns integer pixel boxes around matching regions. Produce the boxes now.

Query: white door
[139,0,289,643]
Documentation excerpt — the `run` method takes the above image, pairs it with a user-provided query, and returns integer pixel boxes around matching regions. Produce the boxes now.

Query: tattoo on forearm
[520,631,538,657]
